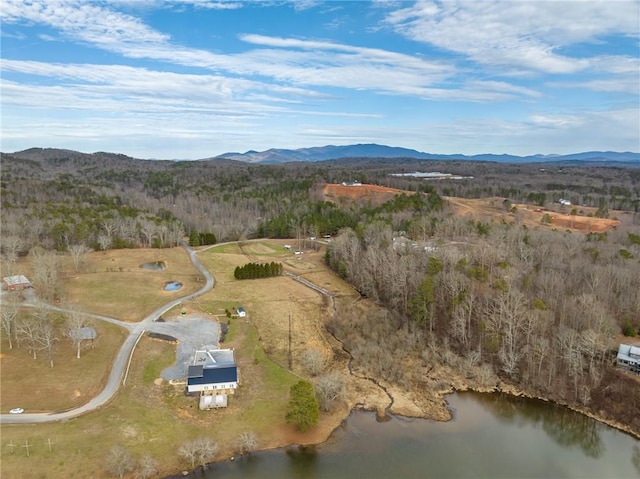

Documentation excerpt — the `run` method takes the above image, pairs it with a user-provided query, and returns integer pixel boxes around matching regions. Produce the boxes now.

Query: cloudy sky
[1,0,638,159]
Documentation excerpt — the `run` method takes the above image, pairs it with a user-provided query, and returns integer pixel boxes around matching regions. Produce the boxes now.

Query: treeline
[234,262,283,280]
[326,217,640,433]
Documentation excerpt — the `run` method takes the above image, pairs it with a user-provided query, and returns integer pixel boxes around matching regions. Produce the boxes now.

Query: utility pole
[288,312,292,370]
[22,440,31,457]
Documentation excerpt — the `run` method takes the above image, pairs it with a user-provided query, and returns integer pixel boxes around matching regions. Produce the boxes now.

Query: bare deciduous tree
[237,431,258,455]
[97,234,112,252]
[178,440,198,469]
[105,445,135,479]
[15,314,41,359]
[0,296,20,349]
[135,454,158,479]
[314,372,346,412]
[179,437,217,470]
[0,235,24,275]
[65,307,92,359]
[32,306,58,367]
[302,349,325,376]
[194,437,217,468]
[68,243,92,272]
[101,219,117,243]
[30,247,60,302]
[139,219,157,247]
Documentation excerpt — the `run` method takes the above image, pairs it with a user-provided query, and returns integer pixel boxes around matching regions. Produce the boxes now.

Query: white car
[9,408,24,414]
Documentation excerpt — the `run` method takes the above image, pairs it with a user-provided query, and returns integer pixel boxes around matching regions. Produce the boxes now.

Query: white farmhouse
[187,349,239,409]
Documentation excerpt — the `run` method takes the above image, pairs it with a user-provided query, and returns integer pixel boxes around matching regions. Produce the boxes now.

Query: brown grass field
[60,248,205,322]
[0,320,126,412]
[0,241,361,478]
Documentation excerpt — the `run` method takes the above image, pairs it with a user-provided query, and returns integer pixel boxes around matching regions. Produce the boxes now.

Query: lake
[169,392,640,478]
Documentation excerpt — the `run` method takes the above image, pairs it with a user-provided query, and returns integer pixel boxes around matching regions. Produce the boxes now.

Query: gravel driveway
[145,313,220,381]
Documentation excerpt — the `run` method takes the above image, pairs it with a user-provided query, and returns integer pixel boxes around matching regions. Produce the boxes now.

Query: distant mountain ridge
[5,144,639,165]
[215,144,640,165]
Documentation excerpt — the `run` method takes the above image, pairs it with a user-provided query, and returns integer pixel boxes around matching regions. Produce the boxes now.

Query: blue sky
[1,0,639,159]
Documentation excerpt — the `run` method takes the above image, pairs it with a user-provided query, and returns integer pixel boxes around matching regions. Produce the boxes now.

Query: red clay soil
[322,183,410,207]
[321,183,621,234]
[540,211,620,233]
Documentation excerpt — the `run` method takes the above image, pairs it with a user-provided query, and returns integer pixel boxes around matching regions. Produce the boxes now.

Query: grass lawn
[1,318,126,412]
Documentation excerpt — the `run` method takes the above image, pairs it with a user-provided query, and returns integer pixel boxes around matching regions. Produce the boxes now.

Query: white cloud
[0,59,320,102]
[174,0,244,9]
[1,0,169,47]
[1,0,544,102]
[2,0,636,157]
[384,0,639,75]
[420,108,640,154]
[288,0,322,11]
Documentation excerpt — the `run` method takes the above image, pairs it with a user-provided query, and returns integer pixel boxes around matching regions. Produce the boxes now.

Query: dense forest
[1,147,640,432]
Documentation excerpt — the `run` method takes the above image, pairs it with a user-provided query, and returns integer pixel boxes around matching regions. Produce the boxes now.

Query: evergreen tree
[189,229,200,247]
[286,380,319,432]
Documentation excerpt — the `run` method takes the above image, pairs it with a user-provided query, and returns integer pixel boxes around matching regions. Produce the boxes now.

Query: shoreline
[205,371,639,475]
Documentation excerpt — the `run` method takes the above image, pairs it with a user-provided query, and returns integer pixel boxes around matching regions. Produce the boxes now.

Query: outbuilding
[2,275,32,291]
[236,306,246,317]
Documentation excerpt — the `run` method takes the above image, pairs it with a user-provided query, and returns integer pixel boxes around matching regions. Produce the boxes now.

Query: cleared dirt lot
[322,182,622,233]
[446,196,621,232]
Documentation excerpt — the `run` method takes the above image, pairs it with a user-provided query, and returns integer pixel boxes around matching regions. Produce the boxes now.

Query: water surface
[140,261,166,270]
[164,281,182,291]
[171,392,639,479]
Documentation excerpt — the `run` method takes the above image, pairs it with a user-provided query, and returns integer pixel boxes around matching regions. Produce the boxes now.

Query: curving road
[0,242,214,425]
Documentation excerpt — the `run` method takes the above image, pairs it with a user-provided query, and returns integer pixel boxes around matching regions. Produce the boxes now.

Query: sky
[1,0,639,159]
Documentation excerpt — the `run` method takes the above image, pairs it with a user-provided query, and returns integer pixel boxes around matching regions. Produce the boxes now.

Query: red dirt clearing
[322,183,409,207]
[321,183,621,234]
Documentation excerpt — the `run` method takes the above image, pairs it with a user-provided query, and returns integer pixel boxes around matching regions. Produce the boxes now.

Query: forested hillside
[2,149,639,253]
[2,147,640,432]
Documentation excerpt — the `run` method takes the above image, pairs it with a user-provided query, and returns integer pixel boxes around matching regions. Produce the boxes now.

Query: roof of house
[617,344,640,363]
[68,327,97,340]
[2,275,31,286]
[236,306,245,312]
[187,365,238,386]
[193,348,235,366]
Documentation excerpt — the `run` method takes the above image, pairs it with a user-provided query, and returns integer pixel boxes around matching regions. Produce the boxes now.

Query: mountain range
[5,144,639,165]
[214,143,640,165]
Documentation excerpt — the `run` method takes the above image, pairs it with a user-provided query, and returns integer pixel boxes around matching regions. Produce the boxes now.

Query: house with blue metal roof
[187,348,239,409]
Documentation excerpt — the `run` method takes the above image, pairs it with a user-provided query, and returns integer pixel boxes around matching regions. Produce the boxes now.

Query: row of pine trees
[234,262,283,280]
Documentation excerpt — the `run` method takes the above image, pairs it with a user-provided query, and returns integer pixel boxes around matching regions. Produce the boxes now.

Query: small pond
[140,261,166,271]
[164,281,182,291]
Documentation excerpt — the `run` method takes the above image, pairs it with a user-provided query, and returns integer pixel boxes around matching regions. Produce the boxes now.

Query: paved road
[0,242,214,425]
